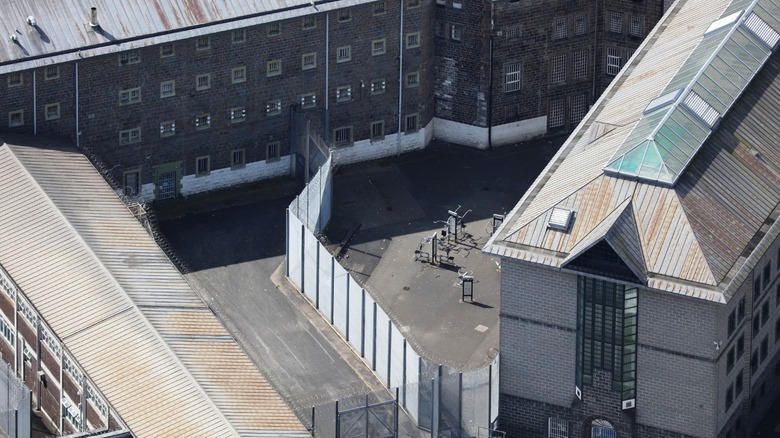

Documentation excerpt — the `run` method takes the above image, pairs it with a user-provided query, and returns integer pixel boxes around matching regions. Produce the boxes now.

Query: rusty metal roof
[0,137,308,437]
[485,0,780,303]
[0,0,368,72]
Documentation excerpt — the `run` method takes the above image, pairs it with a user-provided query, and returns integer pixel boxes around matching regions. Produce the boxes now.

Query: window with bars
[7,72,23,87]
[119,50,140,65]
[606,47,623,76]
[336,85,353,102]
[549,98,565,127]
[406,71,420,88]
[45,66,60,80]
[267,141,280,161]
[371,79,386,95]
[303,16,317,30]
[372,39,387,56]
[548,418,569,438]
[160,44,175,57]
[374,2,386,14]
[451,24,463,41]
[629,15,645,37]
[195,113,211,130]
[574,15,588,36]
[119,128,142,145]
[407,0,420,8]
[45,103,60,120]
[267,99,282,115]
[371,120,385,140]
[267,60,282,77]
[196,156,210,176]
[268,22,281,36]
[436,22,447,38]
[407,32,421,49]
[550,54,566,83]
[232,66,247,84]
[570,94,587,124]
[302,53,317,70]
[160,120,176,137]
[232,30,246,44]
[231,149,245,168]
[8,110,23,127]
[337,46,352,62]
[338,8,351,22]
[196,73,211,90]
[119,87,142,105]
[230,107,246,123]
[124,170,140,197]
[504,61,522,92]
[609,12,623,34]
[405,113,419,132]
[196,36,211,50]
[553,17,567,40]
[572,50,588,80]
[300,93,317,109]
[160,80,175,98]
[506,25,521,40]
[333,126,353,146]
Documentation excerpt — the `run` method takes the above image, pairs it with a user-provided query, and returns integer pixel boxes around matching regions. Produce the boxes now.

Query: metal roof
[0,137,308,437]
[0,0,370,73]
[485,0,780,303]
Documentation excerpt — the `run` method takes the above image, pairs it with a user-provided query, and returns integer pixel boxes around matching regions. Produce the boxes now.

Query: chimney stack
[89,7,99,28]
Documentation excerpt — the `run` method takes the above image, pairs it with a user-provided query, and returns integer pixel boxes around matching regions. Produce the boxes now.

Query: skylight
[604,0,780,186]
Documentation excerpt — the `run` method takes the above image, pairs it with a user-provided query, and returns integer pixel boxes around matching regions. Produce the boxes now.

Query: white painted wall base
[331,119,433,166]
[432,116,548,149]
[180,156,291,197]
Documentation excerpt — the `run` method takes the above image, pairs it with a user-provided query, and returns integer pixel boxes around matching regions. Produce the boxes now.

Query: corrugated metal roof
[0,137,308,437]
[0,0,371,71]
[486,0,780,303]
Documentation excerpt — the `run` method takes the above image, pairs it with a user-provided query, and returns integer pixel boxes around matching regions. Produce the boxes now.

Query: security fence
[0,362,30,438]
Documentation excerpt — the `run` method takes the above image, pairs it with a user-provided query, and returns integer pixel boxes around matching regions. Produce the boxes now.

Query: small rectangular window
[407,0,420,8]
[569,94,586,124]
[303,16,317,30]
[267,60,282,77]
[123,170,141,197]
[8,110,24,127]
[230,107,246,123]
[119,87,142,105]
[196,36,211,50]
[735,369,743,395]
[738,297,746,321]
[504,61,522,92]
[451,24,463,41]
[337,46,352,63]
[405,71,420,88]
[195,113,211,130]
[374,2,386,15]
[336,85,353,102]
[574,15,588,36]
[7,72,23,87]
[300,93,317,109]
[333,126,353,146]
[436,22,447,38]
[751,350,758,372]
[231,149,245,169]
[118,51,140,65]
[267,141,280,161]
[609,11,623,34]
[506,25,521,40]
[629,15,645,38]
[761,336,768,361]
[231,66,247,84]
[725,385,734,410]
[302,53,317,70]
[160,44,175,57]
[550,53,566,83]
[549,98,565,128]
[372,39,387,56]
[548,417,569,438]
[553,17,567,40]
[268,22,281,36]
[266,99,282,116]
[728,310,736,336]
[338,8,351,22]
[160,120,176,137]
[606,47,623,76]
[44,103,60,121]
[371,120,385,140]
[44,66,60,80]
[119,128,142,145]
[370,79,386,95]
[160,80,176,98]
[755,278,762,299]
[726,346,735,372]
[737,335,745,358]
[452,0,462,9]
[232,30,246,44]
[404,113,419,133]
[196,156,210,176]
[572,50,589,80]
[436,0,446,6]
[762,302,769,326]
[406,32,420,49]
[753,314,761,337]
[196,74,211,91]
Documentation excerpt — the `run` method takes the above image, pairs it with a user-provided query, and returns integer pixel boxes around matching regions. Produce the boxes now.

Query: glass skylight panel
[644,89,682,114]
[684,92,720,127]
[744,12,780,47]
[706,10,742,35]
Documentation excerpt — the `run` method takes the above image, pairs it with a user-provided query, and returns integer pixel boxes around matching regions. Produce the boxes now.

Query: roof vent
[9,33,17,43]
[26,16,36,27]
[89,7,99,28]
[548,207,574,231]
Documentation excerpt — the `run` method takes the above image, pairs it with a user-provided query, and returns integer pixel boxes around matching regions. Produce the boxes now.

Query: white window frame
[231,149,246,169]
[371,79,387,95]
[549,98,565,128]
[337,46,352,63]
[372,39,387,56]
[267,59,282,77]
[119,127,142,145]
[569,94,587,124]
[8,110,23,127]
[232,29,246,44]
[195,113,211,130]
[195,156,211,176]
[160,44,175,57]
[44,103,60,121]
[548,417,569,438]
[119,87,142,105]
[196,73,211,91]
[606,47,623,76]
[405,71,420,88]
[231,66,247,84]
[196,36,211,50]
[336,85,353,102]
[302,53,317,70]
[7,72,23,87]
[44,66,60,80]
[550,54,566,84]
[230,107,246,123]
[300,93,317,109]
[160,120,176,137]
[118,50,140,65]
[333,126,354,146]
[266,99,282,116]
[572,50,588,80]
[553,17,568,40]
[160,80,176,98]
[504,61,522,92]
[406,32,421,49]
[451,24,463,41]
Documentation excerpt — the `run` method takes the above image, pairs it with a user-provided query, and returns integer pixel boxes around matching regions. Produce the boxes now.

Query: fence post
[395,387,400,438]
[335,400,340,438]
[311,406,315,437]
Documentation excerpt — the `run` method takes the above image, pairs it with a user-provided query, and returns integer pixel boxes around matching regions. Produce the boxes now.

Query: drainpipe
[325,13,330,142]
[75,61,80,148]
[32,70,37,135]
[592,0,600,104]
[396,0,404,155]
[487,1,495,149]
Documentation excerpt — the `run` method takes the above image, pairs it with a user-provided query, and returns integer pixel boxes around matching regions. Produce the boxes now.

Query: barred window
[266,99,282,115]
[195,36,210,50]
[160,80,176,98]
[572,50,588,79]
[267,142,280,160]
[338,8,351,22]
[550,54,566,83]
[407,32,421,49]
[195,113,211,130]
[303,16,317,30]
[196,73,211,90]
[371,79,386,95]
[268,22,281,36]
[119,87,142,105]
[553,17,567,40]
[609,12,623,34]
[506,25,521,40]
[300,93,317,109]
[549,98,565,128]
[119,127,142,145]
[119,50,140,65]
[629,15,645,37]
[569,94,586,124]
[7,72,23,87]
[405,71,420,88]
[336,85,353,102]
[606,47,623,76]
[302,53,317,70]
[232,30,246,44]
[45,103,60,120]
[231,66,247,84]
[8,110,23,127]
[504,61,522,92]
[337,46,352,62]
[230,107,246,123]
[196,156,210,176]
[372,39,387,56]
[374,2,386,14]
[574,15,588,36]
[160,120,176,137]
[405,113,419,132]
[267,59,282,77]
[45,66,60,80]
[371,120,385,140]
[548,418,569,438]
[333,126,353,146]
[160,44,175,57]
[231,149,245,168]
[451,24,463,41]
